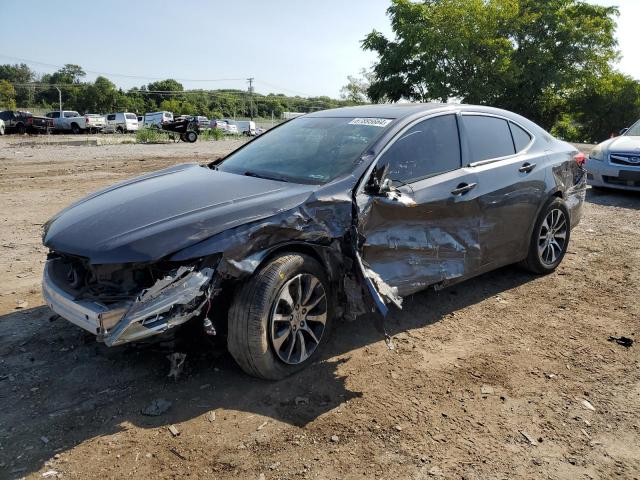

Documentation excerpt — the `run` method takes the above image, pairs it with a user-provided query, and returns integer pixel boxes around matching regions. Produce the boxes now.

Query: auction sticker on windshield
[348,118,393,127]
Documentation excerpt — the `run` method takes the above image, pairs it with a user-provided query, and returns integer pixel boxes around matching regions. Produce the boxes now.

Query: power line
[0,53,245,83]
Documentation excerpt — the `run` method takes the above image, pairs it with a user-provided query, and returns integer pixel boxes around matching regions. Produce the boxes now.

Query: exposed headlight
[589,146,605,161]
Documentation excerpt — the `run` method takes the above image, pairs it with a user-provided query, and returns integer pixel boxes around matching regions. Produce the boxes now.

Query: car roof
[306,103,447,119]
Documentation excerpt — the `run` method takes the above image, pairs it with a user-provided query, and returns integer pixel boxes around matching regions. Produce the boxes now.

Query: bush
[199,128,224,141]
[136,127,166,144]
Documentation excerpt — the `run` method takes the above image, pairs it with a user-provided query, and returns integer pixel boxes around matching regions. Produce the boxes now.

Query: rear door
[357,113,483,297]
[460,114,546,266]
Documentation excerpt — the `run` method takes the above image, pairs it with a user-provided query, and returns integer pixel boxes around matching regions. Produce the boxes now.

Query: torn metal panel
[105,267,214,346]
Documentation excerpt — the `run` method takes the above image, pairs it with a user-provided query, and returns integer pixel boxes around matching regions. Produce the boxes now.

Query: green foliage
[340,69,373,103]
[363,0,621,130]
[550,113,582,142]
[135,127,167,144]
[567,71,640,142]
[0,80,17,110]
[199,128,224,141]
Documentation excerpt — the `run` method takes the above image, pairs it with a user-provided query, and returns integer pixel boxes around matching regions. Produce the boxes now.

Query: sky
[1,0,638,98]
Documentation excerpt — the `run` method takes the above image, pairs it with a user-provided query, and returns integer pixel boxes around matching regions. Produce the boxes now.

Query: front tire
[522,197,571,274]
[228,254,332,380]
[71,123,81,134]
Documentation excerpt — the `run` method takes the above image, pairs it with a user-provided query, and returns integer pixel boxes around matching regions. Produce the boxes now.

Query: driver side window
[381,114,461,184]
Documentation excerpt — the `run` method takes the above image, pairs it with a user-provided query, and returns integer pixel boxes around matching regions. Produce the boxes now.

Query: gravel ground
[0,136,638,480]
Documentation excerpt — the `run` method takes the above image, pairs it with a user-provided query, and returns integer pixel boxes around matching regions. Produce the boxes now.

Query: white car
[103,112,139,133]
[0,118,4,135]
[586,119,640,191]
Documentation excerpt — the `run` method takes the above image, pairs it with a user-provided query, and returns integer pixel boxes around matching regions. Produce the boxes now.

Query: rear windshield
[126,113,137,120]
[218,117,392,184]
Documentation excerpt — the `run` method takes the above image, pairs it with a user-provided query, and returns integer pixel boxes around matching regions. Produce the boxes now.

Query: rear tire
[71,123,81,134]
[185,131,198,143]
[522,197,571,274]
[16,123,26,135]
[228,254,332,380]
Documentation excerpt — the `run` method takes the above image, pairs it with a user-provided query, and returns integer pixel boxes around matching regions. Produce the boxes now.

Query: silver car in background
[586,119,640,191]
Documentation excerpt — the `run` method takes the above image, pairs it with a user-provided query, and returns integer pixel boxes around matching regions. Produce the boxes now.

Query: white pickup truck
[45,111,106,134]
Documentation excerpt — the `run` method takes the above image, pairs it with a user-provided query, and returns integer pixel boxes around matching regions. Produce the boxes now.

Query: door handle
[518,162,536,173]
[451,182,477,196]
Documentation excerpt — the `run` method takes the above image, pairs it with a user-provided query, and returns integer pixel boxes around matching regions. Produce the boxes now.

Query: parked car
[41,104,586,380]
[84,114,106,133]
[0,110,52,134]
[143,111,173,129]
[192,116,209,130]
[210,119,238,135]
[586,119,640,191]
[45,111,103,134]
[210,119,228,131]
[0,118,4,135]
[103,112,139,133]
[137,115,144,124]
[227,119,256,136]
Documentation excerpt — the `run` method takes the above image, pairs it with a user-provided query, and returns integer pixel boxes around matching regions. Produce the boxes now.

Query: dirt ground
[0,135,638,480]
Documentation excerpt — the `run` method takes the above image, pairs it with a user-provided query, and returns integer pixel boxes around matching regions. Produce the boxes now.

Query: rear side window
[381,114,461,183]
[107,114,116,121]
[509,122,532,152]
[462,115,515,162]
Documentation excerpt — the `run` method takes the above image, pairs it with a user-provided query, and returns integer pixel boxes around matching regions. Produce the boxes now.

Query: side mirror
[620,128,629,136]
[365,164,391,194]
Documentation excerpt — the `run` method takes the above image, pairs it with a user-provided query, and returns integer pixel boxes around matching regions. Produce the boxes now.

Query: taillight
[574,152,586,167]
[27,117,33,124]
[85,116,90,124]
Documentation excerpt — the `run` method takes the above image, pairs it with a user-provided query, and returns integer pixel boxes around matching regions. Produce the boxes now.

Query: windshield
[218,117,392,184]
[625,119,640,136]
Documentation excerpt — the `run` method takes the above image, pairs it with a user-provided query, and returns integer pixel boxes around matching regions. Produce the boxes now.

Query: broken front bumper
[42,260,213,346]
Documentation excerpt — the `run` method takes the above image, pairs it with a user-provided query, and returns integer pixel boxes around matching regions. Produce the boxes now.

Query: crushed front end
[42,253,217,346]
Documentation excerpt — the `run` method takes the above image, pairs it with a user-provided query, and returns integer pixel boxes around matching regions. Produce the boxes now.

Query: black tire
[185,131,198,143]
[71,123,81,134]
[228,253,332,380]
[16,123,26,135]
[522,197,571,274]
[116,126,124,134]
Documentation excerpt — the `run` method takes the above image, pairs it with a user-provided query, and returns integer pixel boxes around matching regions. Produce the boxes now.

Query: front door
[357,113,484,297]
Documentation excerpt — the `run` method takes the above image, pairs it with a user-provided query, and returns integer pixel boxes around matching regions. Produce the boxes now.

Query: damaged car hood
[43,164,317,263]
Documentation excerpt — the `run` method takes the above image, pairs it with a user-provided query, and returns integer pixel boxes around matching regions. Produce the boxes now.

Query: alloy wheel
[538,208,568,266]
[270,273,327,365]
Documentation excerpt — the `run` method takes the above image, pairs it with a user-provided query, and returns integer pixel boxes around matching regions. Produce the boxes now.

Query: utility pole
[247,77,254,120]
[55,86,62,112]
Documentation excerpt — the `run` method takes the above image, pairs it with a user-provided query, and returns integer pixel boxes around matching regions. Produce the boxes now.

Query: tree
[50,64,86,84]
[0,63,35,106]
[567,71,640,142]
[0,80,17,110]
[340,69,374,103]
[363,0,619,128]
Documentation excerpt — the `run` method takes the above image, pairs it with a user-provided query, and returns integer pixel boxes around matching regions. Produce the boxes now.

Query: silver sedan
[586,119,640,191]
